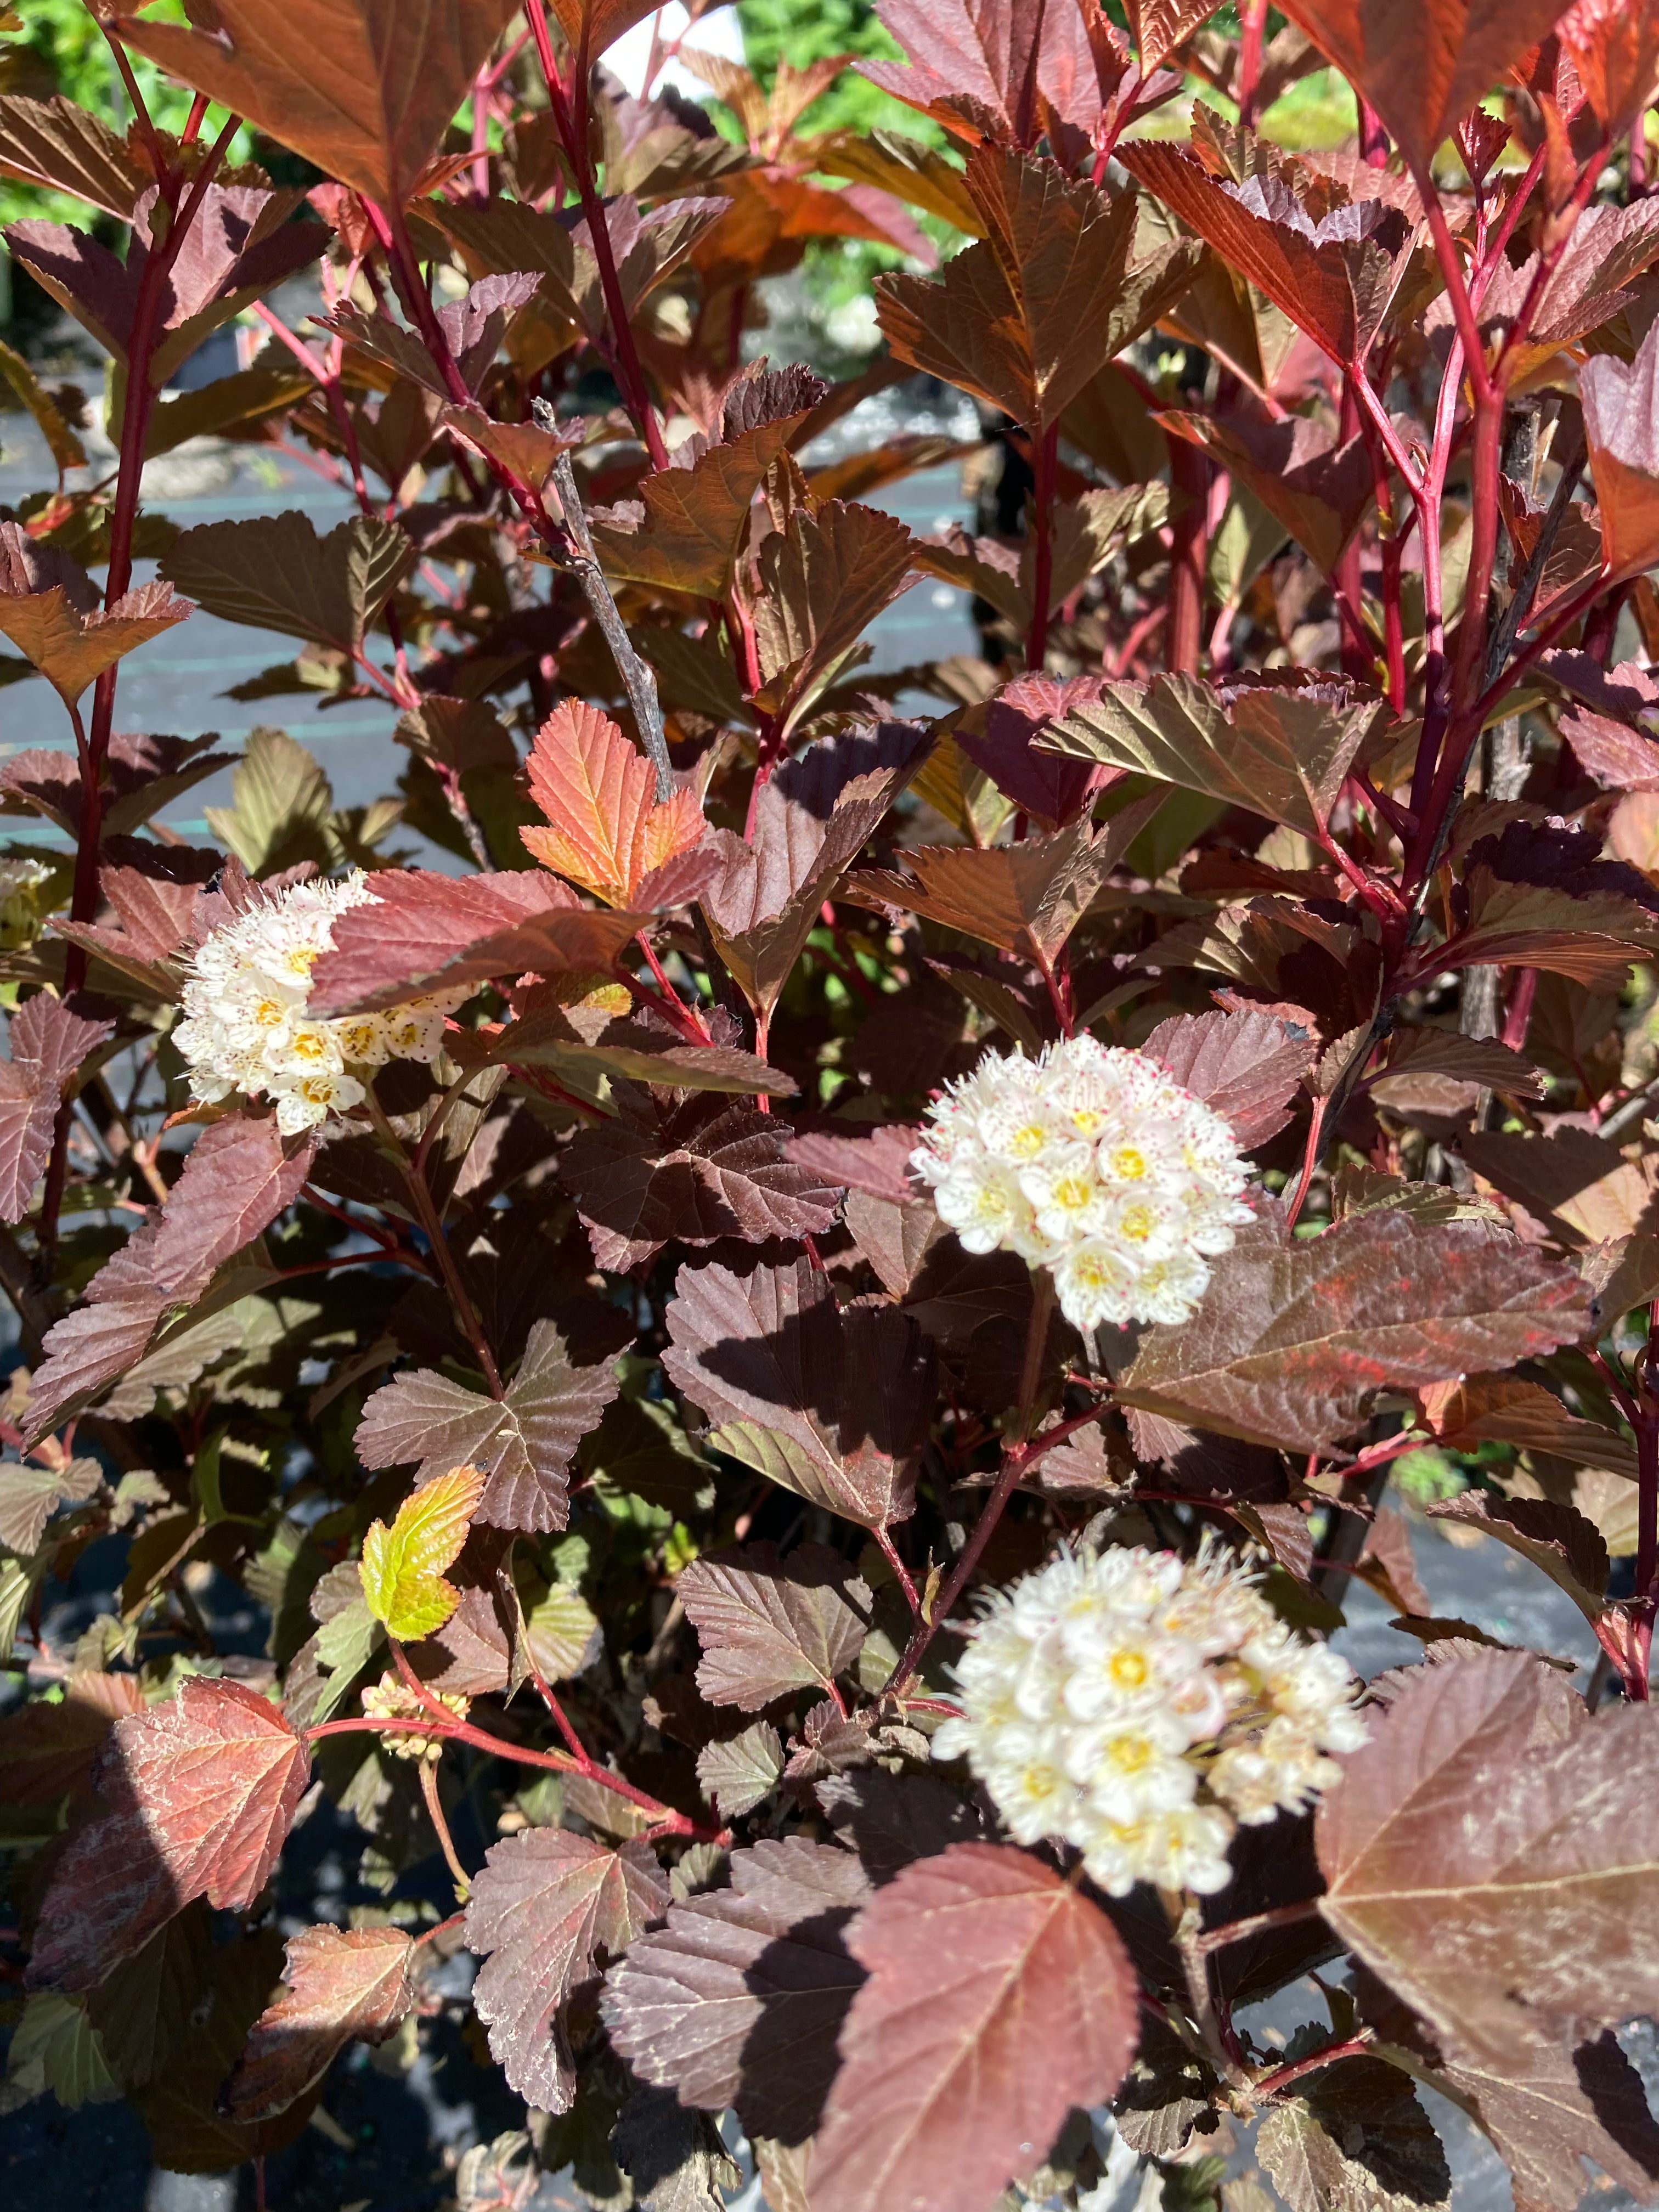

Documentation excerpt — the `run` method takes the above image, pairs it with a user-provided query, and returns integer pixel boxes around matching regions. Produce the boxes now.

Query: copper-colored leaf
[0,92,148,219]
[1426,1492,1609,1622]
[1143,1007,1317,1149]
[1561,0,1659,133]
[1582,317,1659,585]
[1120,1210,1592,1451]
[812,1842,1139,2212]
[589,405,820,600]
[603,1836,872,2143]
[878,147,1190,430]
[1160,408,1373,576]
[1271,0,1567,177]
[224,1924,414,2121]
[1316,1646,1659,2059]
[307,870,646,1017]
[752,498,916,723]
[561,1086,842,1271]
[678,1542,872,1711]
[1418,1374,1638,1476]
[663,1257,933,1530]
[1123,0,1223,71]
[465,1829,669,2112]
[114,0,522,206]
[27,1678,309,1994]
[0,524,189,704]
[356,1317,621,1534]
[160,510,413,653]
[522,700,704,906]
[845,798,1162,964]
[1043,674,1390,834]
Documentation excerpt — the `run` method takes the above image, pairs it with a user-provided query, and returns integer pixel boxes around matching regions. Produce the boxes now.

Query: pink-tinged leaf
[1581,318,1659,583]
[783,1120,919,1206]
[148,1115,315,1299]
[603,1837,871,2142]
[1316,1647,1659,2061]
[678,1542,873,1710]
[464,1829,669,2112]
[224,1924,414,2121]
[1560,701,1659,791]
[23,1221,170,1446]
[522,698,706,906]
[307,868,648,1016]
[356,1317,621,1534]
[27,1677,309,1994]
[561,1087,843,1270]
[812,1842,1140,2212]
[662,1257,934,1529]
[1143,1007,1317,1149]
[1119,1210,1592,1452]
[0,995,111,1223]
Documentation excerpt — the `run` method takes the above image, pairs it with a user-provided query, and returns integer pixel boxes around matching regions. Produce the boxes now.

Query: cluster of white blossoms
[932,1543,1365,1897]
[910,1036,1254,1331]
[174,871,466,1134]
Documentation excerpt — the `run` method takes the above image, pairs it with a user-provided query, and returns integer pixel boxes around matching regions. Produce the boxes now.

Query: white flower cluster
[174,870,464,1133]
[909,1036,1253,1331]
[932,1543,1365,1897]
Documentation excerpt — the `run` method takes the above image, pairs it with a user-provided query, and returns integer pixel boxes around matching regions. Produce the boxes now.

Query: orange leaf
[522,701,706,907]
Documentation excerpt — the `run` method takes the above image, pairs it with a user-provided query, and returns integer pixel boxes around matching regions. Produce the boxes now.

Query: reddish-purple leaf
[308,869,647,1017]
[1425,1492,1609,1622]
[0,994,111,1223]
[1120,1210,1592,1451]
[662,1257,933,1528]
[678,1542,872,1710]
[1437,2030,1659,2212]
[28,1677,310,1994]
[955,673,1118,827]
[782,1120,918,1206]
[464,1829,669,2112]
[1581,317,1659,583]
[561,1087,843,1269]
[24,1221,171,1446]
[223,1924,414,2121]
[1143,1006,1317,1149]
[1316,1647,1659,2060]
[601,1836,872,2142]
[812,1842,1140,2212]
[148,1115,315,1299]
[356,1317,621,1533]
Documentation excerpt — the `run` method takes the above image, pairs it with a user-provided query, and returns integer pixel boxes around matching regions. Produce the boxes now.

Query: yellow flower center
[1052,1174,1094,1212]
[1108,1145,1147,1182]
[1108,1647,1150,1690]
[1119,1203,1156,1243]
[1007,1121,1049,1160]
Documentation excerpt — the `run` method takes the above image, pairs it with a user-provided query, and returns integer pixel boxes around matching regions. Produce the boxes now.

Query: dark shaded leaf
[561,1087,842,1269]
[602,1835,871,2143]
[464,1829,669,2111]
[223,1924,413,2121]
[1426,1492,1609,1622]
[662,1257,933,1528]
[1257,2056,1451,2212]
[160,511,413,653]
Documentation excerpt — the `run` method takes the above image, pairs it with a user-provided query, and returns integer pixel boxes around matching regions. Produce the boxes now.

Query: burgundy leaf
[28,1678,310,1994]
[662,1257,933,1528]
[1437,2030,1659,2212]
[677,1542,872,1710]
[561,1087,843,1269]
[1120,1210,1592,1451]
[812,1842,1140,2212]
[601,1836,872,2143]
[23,1221,171,1446]
[307,869,647,1017]
[0,1672,145,1804]
[1316,1646,1659,2060]
[464,1829,669,2112]
[148,1115,315,1299]
[1143,1006,1317,1148]
[223,1924,414,2121]
[0,995,111,1223]
[955,673,1118,827]
[355,1317,621,1534]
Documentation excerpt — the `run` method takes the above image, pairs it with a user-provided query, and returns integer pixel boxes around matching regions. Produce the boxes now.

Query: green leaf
[203,726,336,876]
[360,1465,488,1641]
[3,1994,120,2111]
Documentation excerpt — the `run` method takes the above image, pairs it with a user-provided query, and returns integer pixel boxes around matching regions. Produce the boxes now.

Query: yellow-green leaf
[359,1465,486,1642]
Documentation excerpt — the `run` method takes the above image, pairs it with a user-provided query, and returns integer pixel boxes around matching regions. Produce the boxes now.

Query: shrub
[2,2,1659,2207]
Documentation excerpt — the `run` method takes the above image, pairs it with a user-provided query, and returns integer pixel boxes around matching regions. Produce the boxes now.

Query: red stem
[1166,434,1209,676]
[1235,0,1268,128]
[1026,420,1059,673]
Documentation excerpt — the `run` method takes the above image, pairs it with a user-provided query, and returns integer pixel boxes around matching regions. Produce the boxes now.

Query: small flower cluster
[909,1035,1253,1331]
[362,1673,471,1763]
[174,871,465,1133]
[932,1543,1365,1896]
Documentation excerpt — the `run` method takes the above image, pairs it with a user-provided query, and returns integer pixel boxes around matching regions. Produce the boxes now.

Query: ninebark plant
[3,2,1659,2207]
